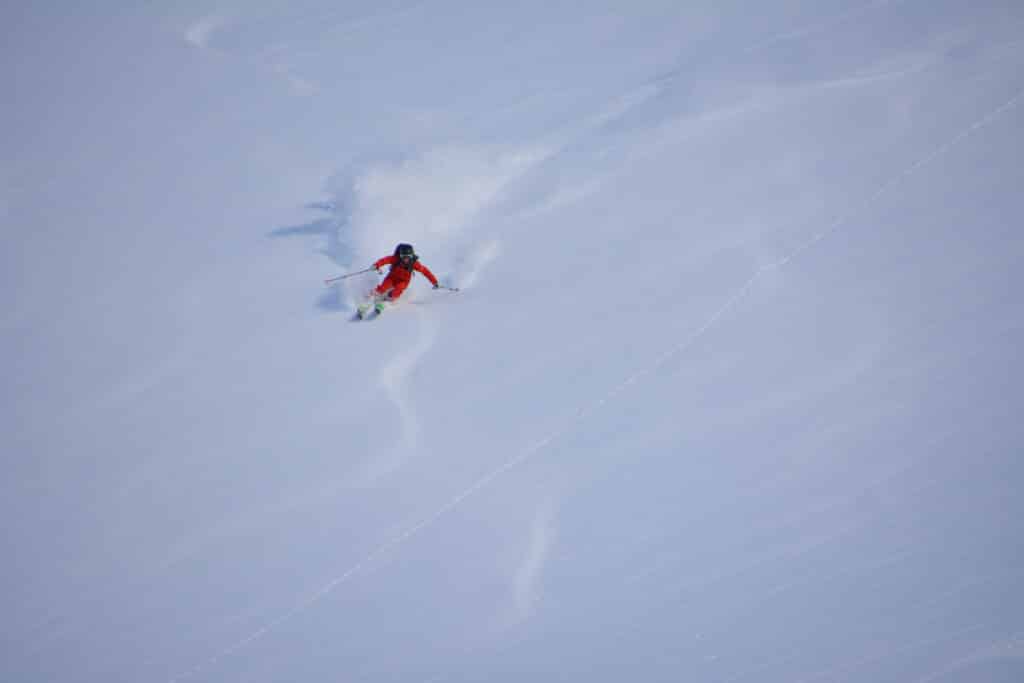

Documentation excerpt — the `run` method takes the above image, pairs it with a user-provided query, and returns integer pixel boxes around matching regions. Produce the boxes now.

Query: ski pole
[324,267,375,285]
[435,285,460,292]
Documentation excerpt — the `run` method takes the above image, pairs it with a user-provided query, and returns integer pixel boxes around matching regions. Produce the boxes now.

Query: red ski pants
[374,273,411,300]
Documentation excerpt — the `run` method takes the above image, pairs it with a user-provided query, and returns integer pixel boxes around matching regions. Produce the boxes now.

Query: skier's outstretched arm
[415,262,439,287]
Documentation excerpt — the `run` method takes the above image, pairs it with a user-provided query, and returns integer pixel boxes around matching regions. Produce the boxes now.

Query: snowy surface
[3,2,1024,682]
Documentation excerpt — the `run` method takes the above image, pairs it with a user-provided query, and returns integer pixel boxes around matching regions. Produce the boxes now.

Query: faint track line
[744,0,906,55]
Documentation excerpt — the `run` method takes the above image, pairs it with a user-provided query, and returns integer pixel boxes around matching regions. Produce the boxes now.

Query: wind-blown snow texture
[3,2,1023,682]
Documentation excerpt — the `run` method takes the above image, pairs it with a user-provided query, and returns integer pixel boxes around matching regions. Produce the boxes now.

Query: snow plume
[184,14,227,49]
[346,145,550,271]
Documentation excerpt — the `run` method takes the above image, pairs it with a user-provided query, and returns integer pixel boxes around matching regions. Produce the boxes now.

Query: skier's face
[399,254,414,265]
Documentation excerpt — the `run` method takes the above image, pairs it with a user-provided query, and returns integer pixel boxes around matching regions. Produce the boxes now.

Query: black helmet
[394,243,417,267]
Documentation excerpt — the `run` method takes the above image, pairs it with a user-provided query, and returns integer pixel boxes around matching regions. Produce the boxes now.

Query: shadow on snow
[268,200,356,313]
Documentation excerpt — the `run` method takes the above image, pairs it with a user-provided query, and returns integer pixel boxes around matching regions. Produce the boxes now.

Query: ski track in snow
[912,629,1024,683]
[511,500,556,623]
[184,14,228,49]
[183,10,321,95]
[167,82,1024,683]
[354,304,439,483]
[791,622,993,683]
[379,305,436,450]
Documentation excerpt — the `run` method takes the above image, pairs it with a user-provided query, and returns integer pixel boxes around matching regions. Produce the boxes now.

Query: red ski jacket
[373,255,439,287]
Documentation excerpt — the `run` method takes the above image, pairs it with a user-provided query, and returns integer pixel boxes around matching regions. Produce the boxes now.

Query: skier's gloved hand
[432,283,440,289]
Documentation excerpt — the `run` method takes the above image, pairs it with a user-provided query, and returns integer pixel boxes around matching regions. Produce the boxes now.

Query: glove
[376,267,382,275]
[433,283,440,289]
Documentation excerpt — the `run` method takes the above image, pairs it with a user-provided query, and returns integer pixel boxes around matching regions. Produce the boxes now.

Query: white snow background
[3,2,1023,682]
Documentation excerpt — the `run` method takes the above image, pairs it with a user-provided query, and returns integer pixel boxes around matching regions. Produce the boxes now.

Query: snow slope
[3,2,1023,682]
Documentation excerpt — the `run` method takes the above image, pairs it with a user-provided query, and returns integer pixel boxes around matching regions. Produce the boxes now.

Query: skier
[358,243,439,317]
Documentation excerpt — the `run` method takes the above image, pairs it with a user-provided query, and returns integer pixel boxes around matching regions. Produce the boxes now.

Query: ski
[355,298,388,320]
